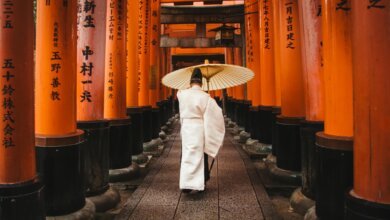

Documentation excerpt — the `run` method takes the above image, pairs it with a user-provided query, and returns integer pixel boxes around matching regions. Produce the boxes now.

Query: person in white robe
[177,68,225,192]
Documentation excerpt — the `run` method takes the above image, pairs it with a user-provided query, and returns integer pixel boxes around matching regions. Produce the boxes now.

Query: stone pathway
[116,125,278,220]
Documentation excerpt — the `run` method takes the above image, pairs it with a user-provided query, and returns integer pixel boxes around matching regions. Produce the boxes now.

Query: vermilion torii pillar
[0,1,44,219]
[35,0,94,217]
[233,47,244,100]
[346,1,390,219]
[290,0,325,214]
[258,0,277,146]
[127,0,144,161]
[148,0,163,150]
[149,0,160,108]
[77,0,122,211]
[268,0,282,162]
[274,0,305,180]
[138,0,153,147]
[225,48,234,98]
[104,0,133,187]
[315,0,353,219]
[244,0,262,140]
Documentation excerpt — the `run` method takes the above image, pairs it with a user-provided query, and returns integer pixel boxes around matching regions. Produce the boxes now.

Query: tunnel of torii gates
[0,0,389,219]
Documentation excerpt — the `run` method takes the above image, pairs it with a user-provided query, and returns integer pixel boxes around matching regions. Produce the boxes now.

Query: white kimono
[177,85,225,191]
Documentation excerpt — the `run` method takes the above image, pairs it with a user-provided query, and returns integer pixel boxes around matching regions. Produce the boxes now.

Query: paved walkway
[116,125,278,220]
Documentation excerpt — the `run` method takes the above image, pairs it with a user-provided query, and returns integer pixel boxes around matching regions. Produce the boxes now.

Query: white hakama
[180,118,205,190]
[177,86,225,191]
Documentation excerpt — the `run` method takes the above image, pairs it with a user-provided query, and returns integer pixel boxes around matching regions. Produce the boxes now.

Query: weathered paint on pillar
[36,0,78,135]
[279,0,305,118]
[299,0,324,121]
[138,0,150,106]
[322,0,353,137]
[259,0,276,107]
[0,0,36,183]
[104,0,127,120]
[149,0,160,107]
[244,0,261,104]
[127,0,139,107]
[272,0,282,107]
[225,47,234,96]
[233,47,244,100]
[77,0,106,121]
[351,0,390,204]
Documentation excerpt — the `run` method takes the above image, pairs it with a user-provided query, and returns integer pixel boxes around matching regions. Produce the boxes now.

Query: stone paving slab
[116,124,279,220]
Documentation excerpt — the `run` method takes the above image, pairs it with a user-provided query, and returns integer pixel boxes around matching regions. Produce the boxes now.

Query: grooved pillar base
[0,178,45,220]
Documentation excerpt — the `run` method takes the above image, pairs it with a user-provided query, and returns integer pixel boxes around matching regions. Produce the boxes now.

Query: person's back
[177,85,209,120]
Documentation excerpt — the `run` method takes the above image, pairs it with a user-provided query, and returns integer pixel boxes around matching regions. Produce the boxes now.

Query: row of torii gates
[0,0,389,219]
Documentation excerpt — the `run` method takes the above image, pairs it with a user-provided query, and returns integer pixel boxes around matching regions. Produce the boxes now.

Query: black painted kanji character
[3,111,14,123]
[2,85,15,95]
[51,91,60,101]
[80,62,93,76]
[51,77,61,88]
[3,137,15,148]
[368,0,385,9]
[287,32,295,41]
[84,0,96,13]
[4,124,14,136]
[51,63,61,73]
[336,0,351,11]
[287,41,295,49]
[84,15,95,28]
[82,46,94,60]
[2,59,15,69]
[51,52,62,60]
[3,20,13,29]
[80,90,92,102]
[3,97,14,109]
[2,71,15,81]
[286,16,293,24]
[82,80,92,84]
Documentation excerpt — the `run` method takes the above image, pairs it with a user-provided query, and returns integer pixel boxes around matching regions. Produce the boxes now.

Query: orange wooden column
[272,0,282,108]
[149,0,161,108]
[35,0,89,216]
[0,1,44,218]
[159,47,166,100]
[259,0,276,108]
[278,0,305,120]
[148,0,163,141]
[225,48,234,97]
[244,0,261,104]
[244,0,262,140]
[274,0,305,172]
[126,0,144,157]
[315,0,353,219]
[104,0,127,120]
[346,2,390,218]
[137,0,153,143]
[256,0,277,145]
[104,0,134,184]
[138,0,150,107]
[233,47,244,100]
[127,0,139,108]
[296,0,325,202]
[77,0,106,121]
[77,0,121,208]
